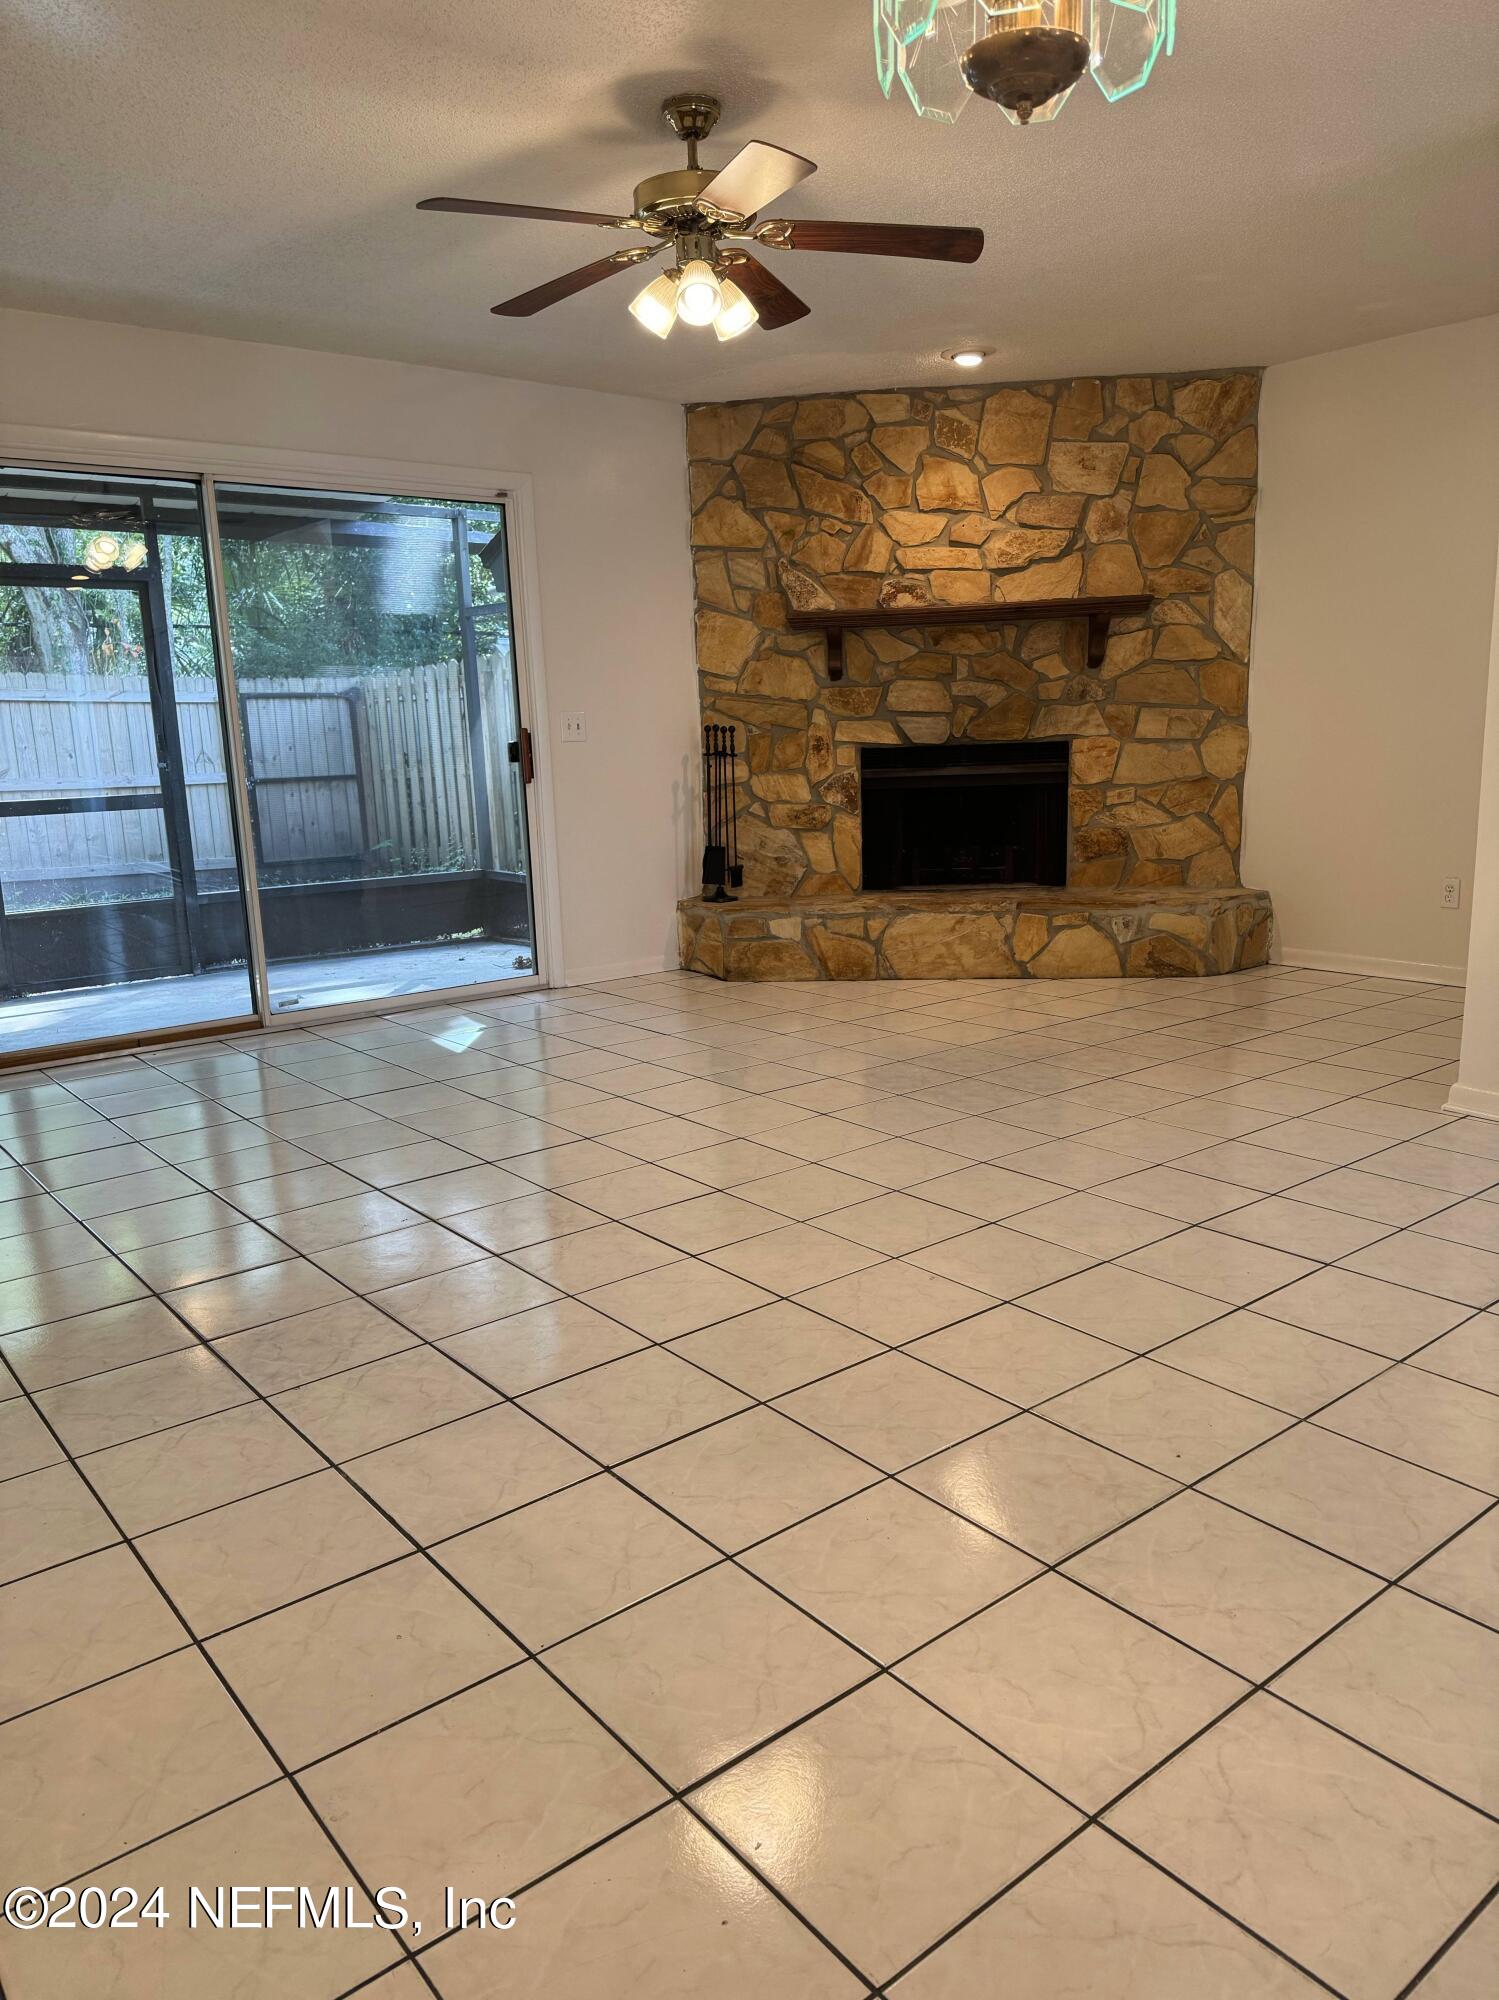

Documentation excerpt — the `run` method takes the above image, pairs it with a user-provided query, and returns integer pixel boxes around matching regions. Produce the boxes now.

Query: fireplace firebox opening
[859,741,1069,892]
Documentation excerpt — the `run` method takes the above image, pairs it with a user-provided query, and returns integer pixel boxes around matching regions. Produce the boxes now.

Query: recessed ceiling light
[944,347,990,368]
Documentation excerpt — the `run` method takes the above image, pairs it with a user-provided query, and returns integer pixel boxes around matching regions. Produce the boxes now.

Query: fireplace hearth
[860,741,1069,891]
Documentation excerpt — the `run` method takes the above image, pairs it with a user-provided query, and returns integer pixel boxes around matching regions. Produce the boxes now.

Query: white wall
[0,306,698,986]
[1448,542,1499,1118]
[1245,316,1499,983]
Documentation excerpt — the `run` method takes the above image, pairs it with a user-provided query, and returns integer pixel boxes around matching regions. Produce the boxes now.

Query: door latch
[506,727,534,785]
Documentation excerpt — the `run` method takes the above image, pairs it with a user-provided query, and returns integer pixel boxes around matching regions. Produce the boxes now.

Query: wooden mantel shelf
[786,594,1153,681]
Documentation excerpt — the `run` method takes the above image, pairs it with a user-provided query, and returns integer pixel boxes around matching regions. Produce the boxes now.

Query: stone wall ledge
[679,885,1273,981]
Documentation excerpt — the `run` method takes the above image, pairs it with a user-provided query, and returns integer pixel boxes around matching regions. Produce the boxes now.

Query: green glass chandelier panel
[873,1,1177,126]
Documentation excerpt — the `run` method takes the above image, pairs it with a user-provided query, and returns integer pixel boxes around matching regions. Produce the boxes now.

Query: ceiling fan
[418,93,984,341]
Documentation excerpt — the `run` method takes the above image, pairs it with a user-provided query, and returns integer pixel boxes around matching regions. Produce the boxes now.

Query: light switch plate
[561,713,587,742]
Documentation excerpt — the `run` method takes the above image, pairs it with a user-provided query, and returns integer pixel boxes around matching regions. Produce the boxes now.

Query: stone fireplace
[677,366,1273,979]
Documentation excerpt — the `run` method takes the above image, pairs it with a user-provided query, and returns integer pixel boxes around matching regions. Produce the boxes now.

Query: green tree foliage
[219,501,508,682]
[1,501,509,682]
[0,525,144,676]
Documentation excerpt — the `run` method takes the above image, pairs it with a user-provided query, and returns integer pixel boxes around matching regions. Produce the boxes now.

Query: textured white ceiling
[2,0,1496,403]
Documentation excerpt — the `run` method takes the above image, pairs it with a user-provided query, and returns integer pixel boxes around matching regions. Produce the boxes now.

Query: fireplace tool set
[701,723,743,901]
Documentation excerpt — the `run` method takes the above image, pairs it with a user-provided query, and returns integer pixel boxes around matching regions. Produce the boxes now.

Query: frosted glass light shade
[83,531,121,571]
[629,271,679,338]
[675,260,723,326]
[713,279,759,341]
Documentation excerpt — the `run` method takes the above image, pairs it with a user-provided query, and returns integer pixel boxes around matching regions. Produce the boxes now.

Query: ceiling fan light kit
[627,269,680,339]
[418,90,984,345]
[674,258,724,326]
[712,278,759,342]
[875,1,1177,127]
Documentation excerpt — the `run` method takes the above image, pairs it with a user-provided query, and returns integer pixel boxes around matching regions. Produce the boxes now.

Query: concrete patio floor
[0,938,536,1056]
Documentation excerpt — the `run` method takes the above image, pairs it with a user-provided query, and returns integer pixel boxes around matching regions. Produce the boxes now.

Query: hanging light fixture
[874,1,1177,127]
[712,278,759,342]
[674,259,724,326]
[629,269,681,338]
[964,2,1091,124]
[82,530,122,571]
[628,257,759,342]
[80,529,150,572]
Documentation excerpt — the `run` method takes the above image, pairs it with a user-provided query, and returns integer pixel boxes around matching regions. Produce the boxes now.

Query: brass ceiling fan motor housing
[961,26,1092,124]
[631,166,720,220]
[636,96,735,222]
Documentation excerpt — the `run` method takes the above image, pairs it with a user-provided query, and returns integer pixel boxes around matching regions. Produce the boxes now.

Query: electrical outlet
[560,713,587,742]
[1441,877,1462,910]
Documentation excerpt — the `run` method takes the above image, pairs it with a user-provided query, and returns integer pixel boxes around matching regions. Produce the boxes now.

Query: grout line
[1391,1881,1498,2000]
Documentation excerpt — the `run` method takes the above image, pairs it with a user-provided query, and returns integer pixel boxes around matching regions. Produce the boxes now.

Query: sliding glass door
[0,466,541,1061]
[0,469,256,1055]
[213,485,536,1016]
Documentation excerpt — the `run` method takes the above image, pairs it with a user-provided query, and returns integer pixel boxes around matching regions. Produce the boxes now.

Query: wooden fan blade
[419,196,631,228]
[768,220,983,263]
[731,255,811,332]
[696,141,816,219]
[490,249,658,318]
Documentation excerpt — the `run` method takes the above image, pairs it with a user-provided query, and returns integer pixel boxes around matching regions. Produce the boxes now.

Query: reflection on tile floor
[0,964,1496,1998]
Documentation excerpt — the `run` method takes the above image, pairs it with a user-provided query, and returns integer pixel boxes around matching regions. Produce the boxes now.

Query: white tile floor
[0,962,1495,1999]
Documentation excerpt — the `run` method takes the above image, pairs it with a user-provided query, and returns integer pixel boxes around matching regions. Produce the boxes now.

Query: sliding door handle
[506,727,534,785]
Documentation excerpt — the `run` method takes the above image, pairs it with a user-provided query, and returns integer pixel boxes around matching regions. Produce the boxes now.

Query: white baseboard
[1444,1081,1499,1122]
[1272,946,1467,987]
[560,954,680,987]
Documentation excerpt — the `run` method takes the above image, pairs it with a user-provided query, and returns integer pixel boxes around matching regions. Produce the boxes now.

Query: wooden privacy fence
[0,657,526,905]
